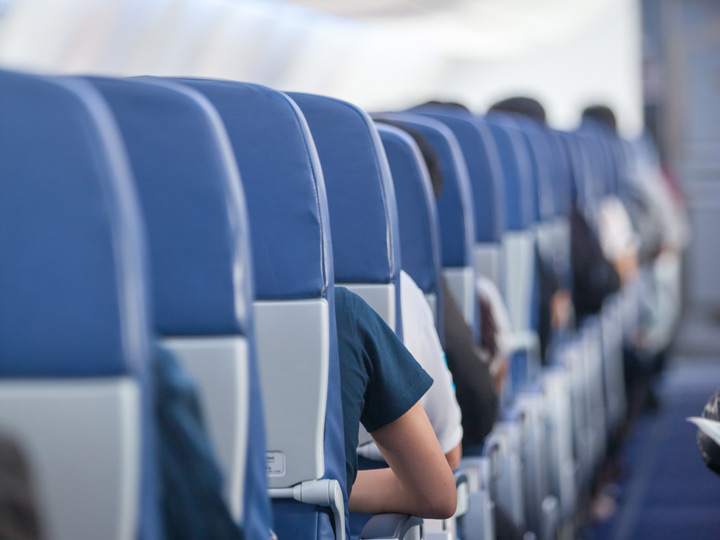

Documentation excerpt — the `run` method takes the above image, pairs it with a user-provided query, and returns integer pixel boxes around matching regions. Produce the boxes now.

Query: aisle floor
[589,357,720,540]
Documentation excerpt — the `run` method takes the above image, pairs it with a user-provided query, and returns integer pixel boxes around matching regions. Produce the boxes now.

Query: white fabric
[598,195,640,262]
[475,275,513,375]
[358,271,463,460]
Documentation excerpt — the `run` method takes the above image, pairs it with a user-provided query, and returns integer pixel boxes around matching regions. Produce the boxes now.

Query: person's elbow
[417,471,457,519]
[421,483,457,519]
[445,443,462,471]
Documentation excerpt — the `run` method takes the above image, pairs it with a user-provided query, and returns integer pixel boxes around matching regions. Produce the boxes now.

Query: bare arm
[445,442,462,471]
[348,402,457,519]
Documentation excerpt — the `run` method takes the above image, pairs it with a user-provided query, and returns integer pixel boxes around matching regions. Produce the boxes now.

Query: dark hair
[416,100,471,113]
[582,105,617,132]
[376,119,444,200]
[490,96,547,124]
[698,390,720,477]
[489,96,546,123]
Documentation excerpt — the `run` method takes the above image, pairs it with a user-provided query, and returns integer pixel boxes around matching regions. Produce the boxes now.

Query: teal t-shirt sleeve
[352,295,434,433]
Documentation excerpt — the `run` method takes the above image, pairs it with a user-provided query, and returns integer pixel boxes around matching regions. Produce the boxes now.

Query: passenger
[379,116,522,540]
[581,106,684,418]
[569,201,621,322]
[0,433,43,540]
[489,97,574,352]
[488,97,620,325]
[153,346,248,539]
[377,116,503,447]
[697,390,720,477]
[358,271,464,471]
[335,286,457,519]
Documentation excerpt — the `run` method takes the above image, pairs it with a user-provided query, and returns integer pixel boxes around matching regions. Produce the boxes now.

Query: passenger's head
[489,96,546,124]
[582,105,618,133]
[376,119,444,200]
[698,390,720,477]
[417,100,471,113]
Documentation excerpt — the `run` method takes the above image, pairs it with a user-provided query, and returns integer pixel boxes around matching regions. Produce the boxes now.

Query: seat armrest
[360,514,423,540]
[454,470,470,518]
[460,456,493,492]
[506,331,539,355]
[270,479,345,540]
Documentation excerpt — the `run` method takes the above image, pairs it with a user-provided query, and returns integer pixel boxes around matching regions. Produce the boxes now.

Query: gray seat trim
[442,266,475,327]
[0,378,140,540]
[254,299,330,488]
[342,283,397,333]
[162,336,250,520]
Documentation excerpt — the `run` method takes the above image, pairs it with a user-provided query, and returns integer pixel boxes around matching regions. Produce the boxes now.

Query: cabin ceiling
[285,0,625,58]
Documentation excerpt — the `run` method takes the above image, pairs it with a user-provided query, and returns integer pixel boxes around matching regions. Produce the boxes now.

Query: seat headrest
[173,79,333,301]
[375,113,475,269]
[558,131,587,208]
[511,116,557,223]
[0,70,151,377]
[90,76,252,337]
[411,107,505,243]
[578,123,620,198]
[545,129,574,218]
[484,115,535,232]
[376,124,442,297]
[288,92,401,286]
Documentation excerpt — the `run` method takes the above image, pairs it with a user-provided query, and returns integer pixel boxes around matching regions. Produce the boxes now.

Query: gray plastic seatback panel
[535,222,556,266]
[254,299,329,488]
[474,244,502,289]
[550,218,571,280]
[162,336,249,520]
[601,300,626,428]
[542,369,576,520]
[442,266,475,327]
[342,283,397,333]
[0,379,140,540]
[424,292,437,323]
[502,231,535,332]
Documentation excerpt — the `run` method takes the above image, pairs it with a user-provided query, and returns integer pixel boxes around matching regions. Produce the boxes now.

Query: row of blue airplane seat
[0,68,653,540]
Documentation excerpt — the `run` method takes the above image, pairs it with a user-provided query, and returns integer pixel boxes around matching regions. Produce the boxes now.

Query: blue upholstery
[512,116,557,224]
[545,129,574,219]
[376,123,444,340]
[179,80,331,301]
[0,69,160,539]
[0,72,151,378]
[573,129,606,211]
[288,92,403,339]
[174,79,345,540]
[579,121,620,199]
[89,77,251,337]
[410,106,506,243]
[558,132,586,209]
[375,113,475,270]
[91,76,272,539]
[484,115,535,231]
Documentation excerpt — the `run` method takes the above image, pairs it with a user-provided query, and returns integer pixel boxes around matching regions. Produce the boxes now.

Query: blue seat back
[90,76,267,531]
[409,105,505,244]
[546,129,574,221]
[485,115,535,232]
[513,116,557,225]
[483,114,539,358]
[91,77,251,337]
[176,79,345,540]
[289,92,404,341]
[376,123,445,342]
[410,106,507,289]
[0,69,160,540]
[375,112,478,334]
